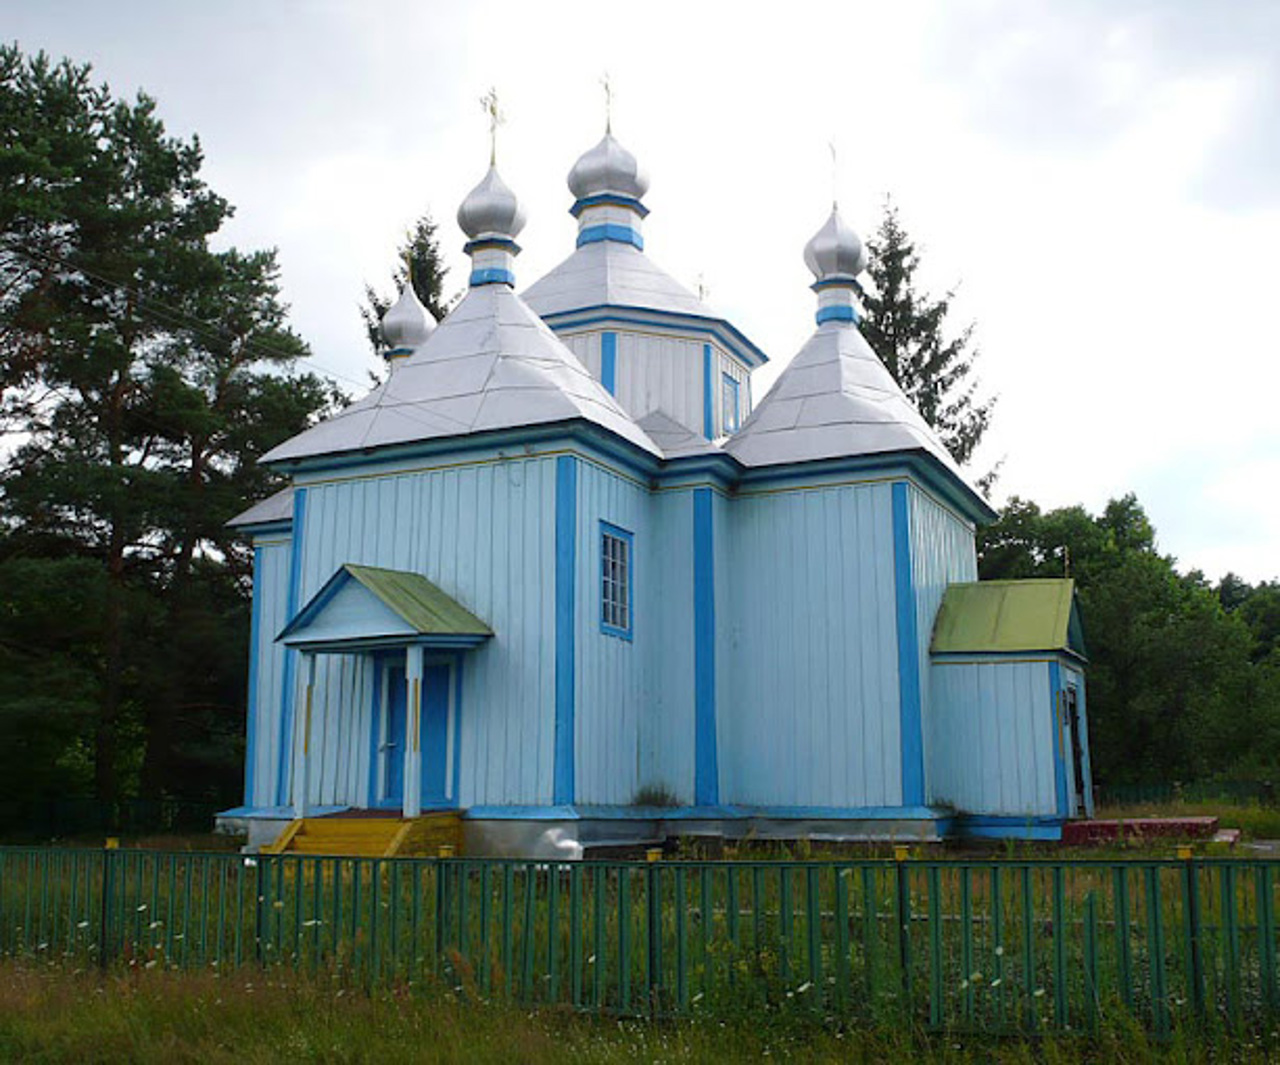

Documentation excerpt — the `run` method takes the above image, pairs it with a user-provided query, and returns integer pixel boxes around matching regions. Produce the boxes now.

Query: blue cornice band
[463,237,521,255]
[470,268,516,287]
[816,305,859,324]
[577,224,644,250]
[811,276,860,292]
[570,193,650,219]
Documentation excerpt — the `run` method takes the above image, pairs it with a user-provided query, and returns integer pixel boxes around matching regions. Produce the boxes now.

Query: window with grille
[600,523,633,639]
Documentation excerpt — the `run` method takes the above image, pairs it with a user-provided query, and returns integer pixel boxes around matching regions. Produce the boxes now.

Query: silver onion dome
[457,166,527,240]
[380,281,436,350]
[803,207,868,281]
[568,132,650,201]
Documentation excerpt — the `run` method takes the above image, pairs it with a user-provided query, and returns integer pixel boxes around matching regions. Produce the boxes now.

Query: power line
[2,236,469,449]
[2,237,377,394]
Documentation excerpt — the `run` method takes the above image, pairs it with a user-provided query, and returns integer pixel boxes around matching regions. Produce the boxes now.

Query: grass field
[0,962,1274,1064]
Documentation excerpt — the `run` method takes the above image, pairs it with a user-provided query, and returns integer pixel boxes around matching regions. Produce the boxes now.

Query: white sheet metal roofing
[262,283,660,466]
[522,239,708,319]
[636,410,720,458]
[725,320,967,480]
[228,486,293,528]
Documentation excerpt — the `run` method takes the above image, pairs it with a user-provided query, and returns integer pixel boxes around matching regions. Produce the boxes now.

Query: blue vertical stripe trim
[601,331,617,395]
[243,545,265,806]
[275,487,307,806]
[702,344,714,439]
[892,481,925,806]
[553,456,578,805]
[452,654,464,806]
[693,488,720,805]
[1049,659,1068,817]
[367,660,383,806]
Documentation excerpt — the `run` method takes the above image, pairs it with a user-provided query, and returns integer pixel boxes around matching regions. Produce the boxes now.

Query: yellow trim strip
[303,685,313,756]
[412,678,421,753]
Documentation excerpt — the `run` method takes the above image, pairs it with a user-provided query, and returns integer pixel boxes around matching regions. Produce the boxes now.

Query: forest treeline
[1,45,1276,816]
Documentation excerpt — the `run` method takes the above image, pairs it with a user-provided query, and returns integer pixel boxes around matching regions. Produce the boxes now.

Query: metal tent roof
[931,579,1085,658]
[523,239,708,318]
[279,564,492,653]
[227,487,293,529]
[262,283,660,466]
[725,320,962,474]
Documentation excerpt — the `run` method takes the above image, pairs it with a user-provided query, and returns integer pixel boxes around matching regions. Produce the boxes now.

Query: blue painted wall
[279,451,559,808]
[246,536,291,807]
[571,459,652,805]
[907,484,979,803]
[928,657,1058,816]
[720,479,902,807]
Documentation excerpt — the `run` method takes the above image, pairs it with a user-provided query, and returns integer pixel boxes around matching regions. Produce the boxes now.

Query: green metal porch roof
[278,564,492,652]
[930,579,1085,658]
[341,565,492,637]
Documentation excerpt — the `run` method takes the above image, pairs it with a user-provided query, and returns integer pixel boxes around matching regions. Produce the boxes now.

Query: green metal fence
[2,848,1279,1034]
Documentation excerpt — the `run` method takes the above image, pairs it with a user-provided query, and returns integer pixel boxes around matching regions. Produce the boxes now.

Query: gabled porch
[277,564,492,824]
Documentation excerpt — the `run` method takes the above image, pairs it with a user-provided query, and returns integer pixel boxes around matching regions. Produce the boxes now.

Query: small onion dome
[568,132,650,202]
[803,207,868,282]
[380,281,436,351]
[457,165,527,241]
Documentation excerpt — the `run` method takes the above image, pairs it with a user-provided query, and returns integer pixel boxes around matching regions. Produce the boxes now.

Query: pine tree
[0,45,336,806]
[360,213,451,355]
[859,202,994,469]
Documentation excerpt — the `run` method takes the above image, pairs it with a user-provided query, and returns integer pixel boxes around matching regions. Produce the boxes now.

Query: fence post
[646,855,662,1015]
[894,846,913,1014]
[1145,865,1169,1038]
[1083,891,1100,1034]
[98,840,118,971]
[251,856,263,965]
[1179,847,1205,1021]
[1258,865,1276,1014]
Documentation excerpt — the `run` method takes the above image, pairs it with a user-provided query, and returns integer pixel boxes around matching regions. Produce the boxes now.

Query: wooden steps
[262,811,462,858]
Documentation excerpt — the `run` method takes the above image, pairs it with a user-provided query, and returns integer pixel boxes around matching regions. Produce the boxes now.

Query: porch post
[294,652,316,819]
[403,645,424,818]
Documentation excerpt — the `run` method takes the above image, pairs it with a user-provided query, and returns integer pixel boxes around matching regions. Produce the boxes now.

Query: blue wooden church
[221,128,1093,856]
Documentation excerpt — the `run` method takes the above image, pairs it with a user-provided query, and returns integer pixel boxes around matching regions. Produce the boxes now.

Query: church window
[721,373,741,434]
[600,523,633,639]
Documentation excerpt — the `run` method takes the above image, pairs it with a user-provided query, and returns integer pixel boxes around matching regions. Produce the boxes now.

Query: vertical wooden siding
[248,537,292,807]
[908,485,979,803]
[928,659,1057,816]
[286,456,558,808]
[572,462,651,805]
[721,482,901,807]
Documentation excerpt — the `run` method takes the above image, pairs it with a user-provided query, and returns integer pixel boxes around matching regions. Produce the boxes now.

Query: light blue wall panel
[642,490,696,803]
[721,481,901,807]
[305,653,374,807]
[287,455,558,808]
[248,537,291,807]
[929,659,1057,816]
[908,484,979,803]
[572,461,652,804]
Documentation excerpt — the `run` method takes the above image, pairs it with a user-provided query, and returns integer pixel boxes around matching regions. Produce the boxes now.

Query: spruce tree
[859,202,994,469]
[360,213,451,356]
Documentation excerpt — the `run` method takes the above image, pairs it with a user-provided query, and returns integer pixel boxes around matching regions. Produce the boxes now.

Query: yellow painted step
[263,812,464,858]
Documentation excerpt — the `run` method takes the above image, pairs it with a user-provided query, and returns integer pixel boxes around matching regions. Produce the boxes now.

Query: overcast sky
[7,0,1278,582]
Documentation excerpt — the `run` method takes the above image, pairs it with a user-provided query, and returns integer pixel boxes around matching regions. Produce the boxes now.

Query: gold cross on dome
[829,141,839,211]
[480,87,505,165]
[601,72,614,133]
